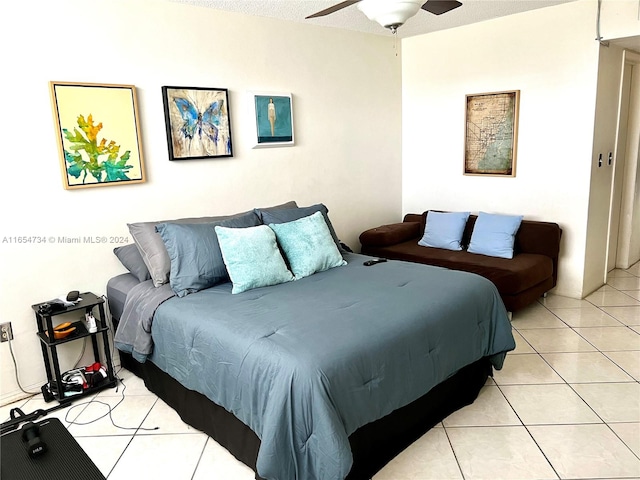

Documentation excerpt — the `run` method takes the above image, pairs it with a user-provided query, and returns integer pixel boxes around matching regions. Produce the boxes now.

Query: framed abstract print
[162,86,233,160]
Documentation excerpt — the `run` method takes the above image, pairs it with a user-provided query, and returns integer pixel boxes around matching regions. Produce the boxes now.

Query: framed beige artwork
[464,90,519,177]
[50,81,145,189]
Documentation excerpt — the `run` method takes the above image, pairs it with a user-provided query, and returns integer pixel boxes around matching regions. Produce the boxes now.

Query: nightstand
[32,292,116,402]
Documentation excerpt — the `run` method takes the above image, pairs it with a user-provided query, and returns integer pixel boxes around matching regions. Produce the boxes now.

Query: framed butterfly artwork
[161,86,233,160]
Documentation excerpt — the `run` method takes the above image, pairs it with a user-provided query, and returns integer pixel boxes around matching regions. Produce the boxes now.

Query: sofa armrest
[515,221,562,287]
[359,222,421,248]
[515,222,562,258]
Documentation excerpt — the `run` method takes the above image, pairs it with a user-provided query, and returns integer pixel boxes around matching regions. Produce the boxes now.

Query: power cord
[63,368,159,432]
[72,336,87,369]
[7,331,87,397]
[8,340,40,396]
[99,294,118,367]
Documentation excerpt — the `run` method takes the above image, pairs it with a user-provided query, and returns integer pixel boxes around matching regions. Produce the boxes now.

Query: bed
[108,203,515,480]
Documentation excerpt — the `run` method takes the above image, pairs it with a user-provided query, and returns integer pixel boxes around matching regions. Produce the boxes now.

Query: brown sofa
[359,212,562,312]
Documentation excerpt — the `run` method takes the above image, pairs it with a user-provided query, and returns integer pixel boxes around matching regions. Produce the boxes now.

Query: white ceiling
[162,0,639,50]
[164,0,578,38]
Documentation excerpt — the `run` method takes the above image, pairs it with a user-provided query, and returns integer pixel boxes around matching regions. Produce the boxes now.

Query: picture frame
[49,81,146,190]
[464,90,520,177]
[161,86,233,160]
[251,92,294,148]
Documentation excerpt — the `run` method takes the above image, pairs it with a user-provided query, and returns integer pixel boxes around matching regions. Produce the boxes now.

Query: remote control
[363,258,387,266]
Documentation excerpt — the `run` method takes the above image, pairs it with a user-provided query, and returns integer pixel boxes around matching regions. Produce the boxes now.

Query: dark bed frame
[118,349,491,480]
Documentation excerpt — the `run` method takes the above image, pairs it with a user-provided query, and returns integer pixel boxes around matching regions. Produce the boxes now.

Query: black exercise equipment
[1,417,105,480]
[21,422,47,458]
[1,404,69,435]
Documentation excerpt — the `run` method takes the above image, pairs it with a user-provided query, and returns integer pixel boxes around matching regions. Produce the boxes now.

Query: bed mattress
[106,273,140,322]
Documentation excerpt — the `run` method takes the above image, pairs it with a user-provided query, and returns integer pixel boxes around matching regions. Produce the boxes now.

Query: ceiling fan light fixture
[357,0,424,32]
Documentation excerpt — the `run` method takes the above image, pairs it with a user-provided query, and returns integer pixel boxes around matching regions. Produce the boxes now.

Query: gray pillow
[257,203,345,253]
[128,201,297,287]
[113,244,151,282]
[156,212,261,297]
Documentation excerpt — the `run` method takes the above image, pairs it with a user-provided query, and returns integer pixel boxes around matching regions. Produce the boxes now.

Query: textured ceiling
[163,0,578,38]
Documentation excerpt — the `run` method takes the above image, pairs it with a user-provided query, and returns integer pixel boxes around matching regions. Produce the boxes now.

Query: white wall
[402,1,602,299]
[0,0,402,404]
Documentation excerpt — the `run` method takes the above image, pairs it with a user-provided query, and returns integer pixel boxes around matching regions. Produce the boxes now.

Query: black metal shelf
[32,292,116,403]
[36,320,109,348]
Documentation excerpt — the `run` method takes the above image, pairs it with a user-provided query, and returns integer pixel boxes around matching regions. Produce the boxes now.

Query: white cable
[596,0,610,47]
[72,337,87,369]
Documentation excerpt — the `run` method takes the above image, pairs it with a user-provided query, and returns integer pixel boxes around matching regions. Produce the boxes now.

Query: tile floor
[2,266,640,479]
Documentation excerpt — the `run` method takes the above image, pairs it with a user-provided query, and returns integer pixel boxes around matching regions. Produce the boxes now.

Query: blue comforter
[119,253,515,480]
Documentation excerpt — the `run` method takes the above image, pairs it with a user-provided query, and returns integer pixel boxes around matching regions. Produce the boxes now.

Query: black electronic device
[37,301,66,315]
[66,290,80,302]
[363,258,387,266]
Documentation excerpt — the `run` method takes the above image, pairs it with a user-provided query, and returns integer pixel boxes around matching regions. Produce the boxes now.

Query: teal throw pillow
[268,211,347,280]
[467,212,524,259]
[418,211,470,251]
[214,225,294,294]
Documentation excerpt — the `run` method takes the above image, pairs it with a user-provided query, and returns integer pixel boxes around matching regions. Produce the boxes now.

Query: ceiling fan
[306,0,463,34]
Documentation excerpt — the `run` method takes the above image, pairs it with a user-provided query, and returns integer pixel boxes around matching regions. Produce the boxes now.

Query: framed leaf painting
[161,86,233,160]
[49,81,146,190]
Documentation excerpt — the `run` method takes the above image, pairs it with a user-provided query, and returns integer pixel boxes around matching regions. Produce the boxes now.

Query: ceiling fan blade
[421,0,462,15]
[305,1,361,19]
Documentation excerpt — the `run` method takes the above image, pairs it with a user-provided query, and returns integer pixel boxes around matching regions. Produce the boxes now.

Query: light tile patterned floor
[3,268,640,479]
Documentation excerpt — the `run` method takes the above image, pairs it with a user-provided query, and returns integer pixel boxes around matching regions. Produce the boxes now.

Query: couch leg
[507,311,513,321]
[542,292,548,298]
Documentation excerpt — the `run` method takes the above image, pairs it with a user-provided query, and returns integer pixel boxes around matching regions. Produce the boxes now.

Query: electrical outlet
[1,322,13,342]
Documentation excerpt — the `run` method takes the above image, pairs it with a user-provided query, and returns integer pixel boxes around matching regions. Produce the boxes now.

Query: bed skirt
[119,351,490,480]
